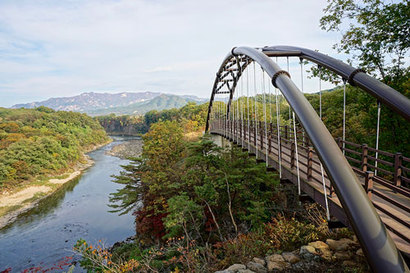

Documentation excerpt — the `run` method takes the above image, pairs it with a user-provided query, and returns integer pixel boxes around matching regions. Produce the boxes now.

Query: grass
[21,192,48,204]
[0,204,23,218]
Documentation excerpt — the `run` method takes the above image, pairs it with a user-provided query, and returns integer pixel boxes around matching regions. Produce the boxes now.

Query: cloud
[0,0,341,107]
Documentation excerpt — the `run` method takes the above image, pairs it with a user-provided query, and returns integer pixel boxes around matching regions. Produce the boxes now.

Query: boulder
[308,241,329,250]
[334,251,351,260]
[246,262,267,273]
[319,248,333,261]
[226,264,247,272]
[326,239,351,251]
[238,270,255,273]
[281,252,300,264]
[266,254,288,271]
[266,261,289,272]
[339,238,357,246]
[252,257,266,266]
[300,245,318,259]
[266,254,285,263]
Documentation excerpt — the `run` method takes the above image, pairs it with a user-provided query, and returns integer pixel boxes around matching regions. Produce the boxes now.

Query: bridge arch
[206,46,409,272]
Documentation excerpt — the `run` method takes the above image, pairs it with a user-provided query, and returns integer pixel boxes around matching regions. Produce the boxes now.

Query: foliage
[320,0,409,81]
[0,107,109,190]
[74,212,327,272]
[304,85,410,155]
[110,127,280,245]
[96,102,208,136]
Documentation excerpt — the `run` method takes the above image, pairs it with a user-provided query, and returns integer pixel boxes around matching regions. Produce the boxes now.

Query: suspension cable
[318,66,331,221]
[343,79,347,156]
[236,72,240,144]
[268,66,273,124]
[253,61,258,158]
[375,100,381,176]
[262,67,268,165]
[247,61,250,151]
[287,57,291,124]
[216,98,221,131]
[240,58,244,147]
[293,111,301,195]
[319,65,322,119]
[275,75,282,178]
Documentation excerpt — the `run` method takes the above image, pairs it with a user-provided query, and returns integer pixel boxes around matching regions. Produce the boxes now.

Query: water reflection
[1,177,81,233]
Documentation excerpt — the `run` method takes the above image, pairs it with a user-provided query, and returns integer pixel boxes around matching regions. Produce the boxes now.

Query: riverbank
[105,137,143,159]
[0,140,111,229]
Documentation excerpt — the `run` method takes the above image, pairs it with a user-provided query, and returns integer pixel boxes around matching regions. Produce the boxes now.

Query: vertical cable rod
[253,61,258,159]
[275,74,282,178]
[319,65,322,118]
[375,101,381,176]
[293,111,301,195]
[262,67,268,165]
[247,62,250,151]
[318,66,330,221]
[287,57,291,124]
[240,59,244,147]
[343,79,347,156]
[236,71,240,144]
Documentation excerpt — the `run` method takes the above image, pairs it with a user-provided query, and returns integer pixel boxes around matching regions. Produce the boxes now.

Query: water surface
[0,137,135,271]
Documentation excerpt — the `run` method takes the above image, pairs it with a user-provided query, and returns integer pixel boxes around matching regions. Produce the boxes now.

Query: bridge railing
[218,118,410,190]
[211,118,410,245]
[337,138,410,189]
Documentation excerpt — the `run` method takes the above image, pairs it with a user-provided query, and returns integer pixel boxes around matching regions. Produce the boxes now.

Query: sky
[0,0,343,107]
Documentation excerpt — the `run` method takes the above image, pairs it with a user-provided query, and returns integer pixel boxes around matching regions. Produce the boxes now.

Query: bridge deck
[210,123,410,256]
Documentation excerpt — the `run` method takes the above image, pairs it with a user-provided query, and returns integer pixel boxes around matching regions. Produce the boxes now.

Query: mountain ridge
[12,91,206,116]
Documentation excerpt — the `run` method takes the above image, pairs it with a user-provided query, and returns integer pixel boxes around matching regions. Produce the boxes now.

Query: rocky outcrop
[214,237,367,272]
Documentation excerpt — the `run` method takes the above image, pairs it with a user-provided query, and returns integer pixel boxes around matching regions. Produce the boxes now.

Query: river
[0,137,136,272]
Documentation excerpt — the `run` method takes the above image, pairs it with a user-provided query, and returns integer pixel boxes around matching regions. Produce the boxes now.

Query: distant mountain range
[12,92,207,116]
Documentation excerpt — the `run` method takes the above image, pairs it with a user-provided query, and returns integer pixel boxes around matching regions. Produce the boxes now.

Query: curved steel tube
[263,45,410,122]
[206,46,409,272]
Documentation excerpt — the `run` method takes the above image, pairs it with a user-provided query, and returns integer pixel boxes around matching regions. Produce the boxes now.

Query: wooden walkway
[209,119,410,256]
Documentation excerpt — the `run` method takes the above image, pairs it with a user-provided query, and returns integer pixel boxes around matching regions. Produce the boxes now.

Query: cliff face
[98,117,148,136]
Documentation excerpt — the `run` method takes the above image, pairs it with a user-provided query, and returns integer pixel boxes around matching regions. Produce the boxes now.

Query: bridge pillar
[307,147,313,180]
[361,144,369,172]
[365,171,374,199]
[394,153,402,187]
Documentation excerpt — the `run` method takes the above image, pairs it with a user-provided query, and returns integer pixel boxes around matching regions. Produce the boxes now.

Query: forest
[96,102,209,136]
[0,106,109,190]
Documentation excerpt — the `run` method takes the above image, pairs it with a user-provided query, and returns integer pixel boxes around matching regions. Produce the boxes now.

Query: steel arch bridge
[205,46,410,273]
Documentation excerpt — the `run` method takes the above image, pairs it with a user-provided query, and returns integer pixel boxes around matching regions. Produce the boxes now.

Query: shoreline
[0,140,111,230]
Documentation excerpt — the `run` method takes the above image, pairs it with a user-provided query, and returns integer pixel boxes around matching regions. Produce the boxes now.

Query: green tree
[320,0,409,81]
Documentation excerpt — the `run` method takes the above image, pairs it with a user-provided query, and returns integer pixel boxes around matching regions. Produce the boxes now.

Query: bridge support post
[268,123,272,154]
[337,137,343,151]
[290,142,295,168]
[361,144,368,172]
[259,121,263,150]
[254,121,257,146]
[365,171,374,199]
[394,153,402,187]
[307,147,313,180]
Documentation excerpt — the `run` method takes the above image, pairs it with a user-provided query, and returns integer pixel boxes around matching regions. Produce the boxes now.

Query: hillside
[12,92,206,116]
[87,94,205,116]
[0,107,110,190]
